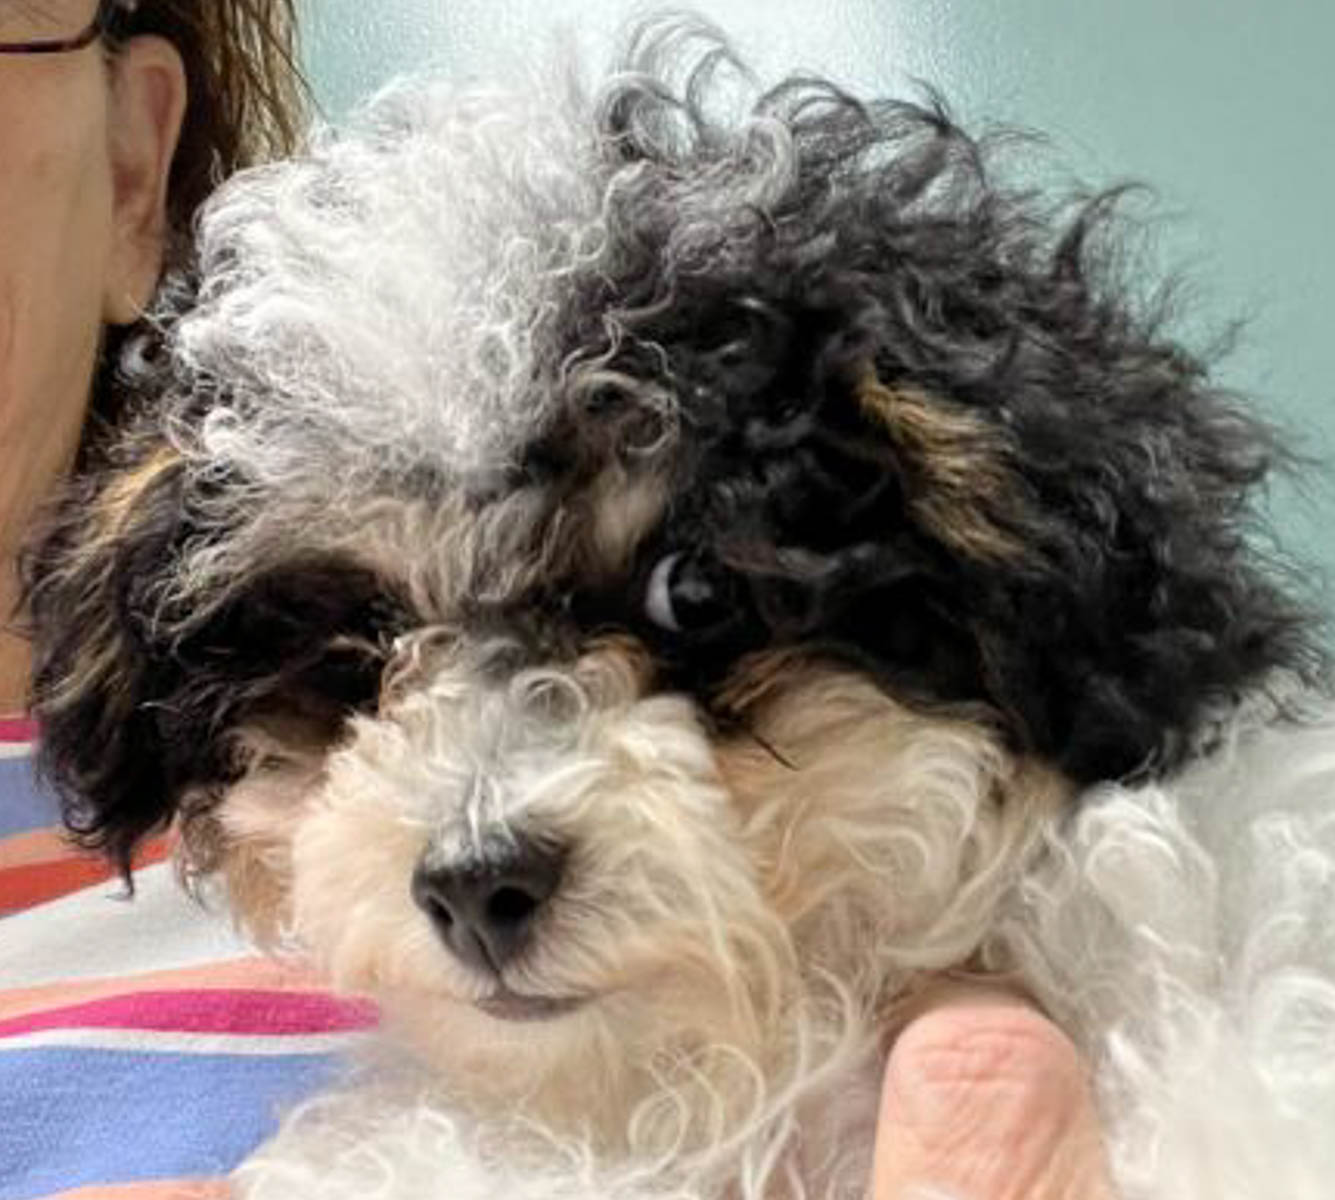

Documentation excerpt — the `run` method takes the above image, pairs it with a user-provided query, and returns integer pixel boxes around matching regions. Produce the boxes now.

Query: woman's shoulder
[0,718,376,1197]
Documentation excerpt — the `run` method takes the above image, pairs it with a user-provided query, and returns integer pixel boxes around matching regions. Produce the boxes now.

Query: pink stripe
[50,1181,227,1199]
[51,1182,227,1199]
[0,988,379,1038]
[0,716,38,742]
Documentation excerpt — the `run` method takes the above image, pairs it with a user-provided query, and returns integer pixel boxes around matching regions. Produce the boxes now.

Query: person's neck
[0,567,32,716]
[0,635,30,717]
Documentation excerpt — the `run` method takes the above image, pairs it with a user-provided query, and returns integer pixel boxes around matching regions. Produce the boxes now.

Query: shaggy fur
[24,14,1335,1200]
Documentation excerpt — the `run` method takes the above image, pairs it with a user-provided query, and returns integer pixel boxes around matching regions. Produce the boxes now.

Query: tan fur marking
[573,633,657,700]
[55,445,182,590]
[857,368,1027,563]
[582,468,669,580]
[33,448,187,716]
[191,732,332,945]
[715,656,1071,959]
[94,446,183,540]
[711,647,816,721]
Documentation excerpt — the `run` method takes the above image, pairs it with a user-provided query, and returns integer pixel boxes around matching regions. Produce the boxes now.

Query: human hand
[872,985,1116,1200]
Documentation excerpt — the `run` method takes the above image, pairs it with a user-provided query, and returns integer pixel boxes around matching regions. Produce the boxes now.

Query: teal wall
[302,0,1334,610]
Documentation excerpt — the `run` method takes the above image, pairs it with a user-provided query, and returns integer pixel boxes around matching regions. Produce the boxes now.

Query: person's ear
[102,36,188,325]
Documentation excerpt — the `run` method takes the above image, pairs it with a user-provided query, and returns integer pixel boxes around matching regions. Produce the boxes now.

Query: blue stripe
[0,1046,341,1199]
[0,756,59,839]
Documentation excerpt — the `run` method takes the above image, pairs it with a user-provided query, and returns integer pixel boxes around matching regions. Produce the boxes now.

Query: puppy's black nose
[411,838,566,973]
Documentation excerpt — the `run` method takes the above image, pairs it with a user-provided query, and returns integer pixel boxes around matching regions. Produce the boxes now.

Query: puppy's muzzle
[411,837,567,973]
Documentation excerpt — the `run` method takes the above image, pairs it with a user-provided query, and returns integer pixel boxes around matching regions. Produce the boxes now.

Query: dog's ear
[26,444,193,875]
[619,279,1319,782]
[854,347,1320,782]
[26,445,403,878]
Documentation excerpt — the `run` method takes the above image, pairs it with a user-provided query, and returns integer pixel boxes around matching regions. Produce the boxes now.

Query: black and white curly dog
[26,16,1335,1200]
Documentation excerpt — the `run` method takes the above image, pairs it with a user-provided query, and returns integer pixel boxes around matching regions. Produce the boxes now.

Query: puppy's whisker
[744,726,797,772]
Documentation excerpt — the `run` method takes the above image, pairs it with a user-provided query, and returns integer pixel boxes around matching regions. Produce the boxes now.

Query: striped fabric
[0,719,379,1200]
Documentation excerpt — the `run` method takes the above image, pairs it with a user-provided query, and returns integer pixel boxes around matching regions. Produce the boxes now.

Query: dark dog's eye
[644,552,733,634]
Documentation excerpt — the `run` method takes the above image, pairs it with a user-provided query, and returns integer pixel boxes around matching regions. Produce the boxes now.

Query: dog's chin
[373,973,612,1051]
[475,988,594,1022]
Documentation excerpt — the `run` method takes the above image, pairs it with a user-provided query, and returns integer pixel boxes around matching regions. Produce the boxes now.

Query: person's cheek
[0,79,113,547]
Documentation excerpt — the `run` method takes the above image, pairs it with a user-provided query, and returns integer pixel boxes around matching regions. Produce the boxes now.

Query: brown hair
[91,0,308,429]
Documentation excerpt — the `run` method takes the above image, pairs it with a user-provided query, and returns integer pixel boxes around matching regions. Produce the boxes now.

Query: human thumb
[871,989,1115,1200]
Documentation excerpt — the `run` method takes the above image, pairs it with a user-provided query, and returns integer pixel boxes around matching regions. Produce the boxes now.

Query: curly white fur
[150,73,611,617]
[998,711,1335,1200]
[221,645,1053,1199]
[228,709,1335,1200]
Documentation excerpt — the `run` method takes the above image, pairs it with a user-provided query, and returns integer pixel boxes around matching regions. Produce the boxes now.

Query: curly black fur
[25,440,404,873]
[545,25,1323,779]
